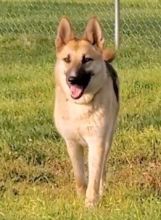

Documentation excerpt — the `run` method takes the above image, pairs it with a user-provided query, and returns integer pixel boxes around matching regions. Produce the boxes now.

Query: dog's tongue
[70,85,83,99]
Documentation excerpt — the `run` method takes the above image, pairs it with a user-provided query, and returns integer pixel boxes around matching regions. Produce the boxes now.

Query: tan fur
[102,48,116,62]
[54,17,119,207]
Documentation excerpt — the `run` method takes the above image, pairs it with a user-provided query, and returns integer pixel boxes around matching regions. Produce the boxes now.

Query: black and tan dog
[54,17,119,207]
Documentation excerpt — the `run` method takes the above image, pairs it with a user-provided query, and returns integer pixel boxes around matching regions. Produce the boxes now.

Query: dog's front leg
[99,128,115,197]
[99,142,111,197]
[85,139,105,208]
[66,139,87,196]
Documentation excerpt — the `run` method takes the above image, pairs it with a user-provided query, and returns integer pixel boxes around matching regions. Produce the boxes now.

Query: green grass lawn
[0,0,161,219]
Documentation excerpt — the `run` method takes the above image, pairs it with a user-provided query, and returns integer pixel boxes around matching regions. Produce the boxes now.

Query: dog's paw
[85,200,96,208]
[85,196,99,208]
[76,184,87,197]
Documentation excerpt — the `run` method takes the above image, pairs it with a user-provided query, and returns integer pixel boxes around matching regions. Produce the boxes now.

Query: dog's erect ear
[55,17,74,50]
[83,17,104,49]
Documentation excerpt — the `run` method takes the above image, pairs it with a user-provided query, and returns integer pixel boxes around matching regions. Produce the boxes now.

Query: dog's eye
[82,55,93,64]
[63,55,71,63]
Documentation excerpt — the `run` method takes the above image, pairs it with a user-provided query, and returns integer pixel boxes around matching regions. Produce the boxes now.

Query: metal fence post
[115,0,120,50]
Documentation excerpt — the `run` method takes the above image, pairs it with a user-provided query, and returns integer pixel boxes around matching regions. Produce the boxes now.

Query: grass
[0,0,161,219]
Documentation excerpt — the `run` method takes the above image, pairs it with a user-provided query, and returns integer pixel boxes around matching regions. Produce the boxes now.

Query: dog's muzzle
[66,70,94,99]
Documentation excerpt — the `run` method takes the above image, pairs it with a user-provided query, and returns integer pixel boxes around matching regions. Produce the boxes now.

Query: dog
[54,17,119,207]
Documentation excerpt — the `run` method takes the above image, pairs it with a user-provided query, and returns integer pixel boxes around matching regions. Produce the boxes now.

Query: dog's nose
[68,76,77,84]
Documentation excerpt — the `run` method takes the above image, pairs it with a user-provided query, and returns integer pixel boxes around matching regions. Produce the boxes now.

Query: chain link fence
[120,0,161,67]
[0,0,114,40]
[1,0,161,67]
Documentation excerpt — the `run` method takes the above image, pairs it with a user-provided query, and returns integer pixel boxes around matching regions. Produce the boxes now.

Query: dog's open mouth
[68,73,93,99]
[70,85,84,99]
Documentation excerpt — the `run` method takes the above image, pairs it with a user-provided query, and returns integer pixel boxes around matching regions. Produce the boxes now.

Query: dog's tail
[102,48,116,63]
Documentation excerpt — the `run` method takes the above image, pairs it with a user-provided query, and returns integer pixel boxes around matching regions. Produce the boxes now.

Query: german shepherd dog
[54,17,119,207]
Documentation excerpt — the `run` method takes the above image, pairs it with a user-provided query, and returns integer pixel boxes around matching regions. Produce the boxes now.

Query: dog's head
[55,17,115,104]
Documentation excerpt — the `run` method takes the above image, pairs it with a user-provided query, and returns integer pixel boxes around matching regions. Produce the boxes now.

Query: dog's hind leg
[66,139,87,196]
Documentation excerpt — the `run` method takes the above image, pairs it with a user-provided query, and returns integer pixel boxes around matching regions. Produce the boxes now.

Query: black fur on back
[105,61,119,102]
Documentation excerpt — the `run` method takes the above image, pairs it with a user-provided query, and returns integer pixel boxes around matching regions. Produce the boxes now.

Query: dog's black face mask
[66,67,94,99]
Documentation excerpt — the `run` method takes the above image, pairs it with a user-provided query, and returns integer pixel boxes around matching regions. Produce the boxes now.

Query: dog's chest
[55,101,107,142]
